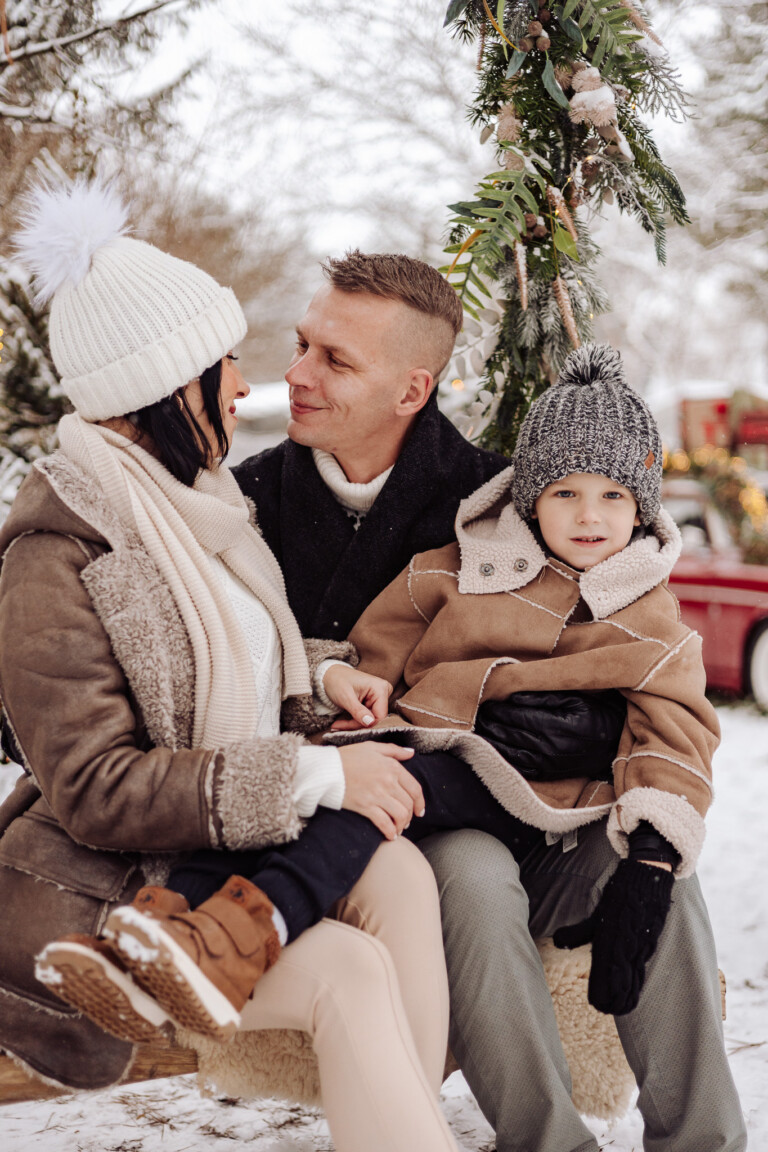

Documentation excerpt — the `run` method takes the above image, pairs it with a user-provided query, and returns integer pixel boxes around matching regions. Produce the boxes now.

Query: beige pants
[239,837,458,1152]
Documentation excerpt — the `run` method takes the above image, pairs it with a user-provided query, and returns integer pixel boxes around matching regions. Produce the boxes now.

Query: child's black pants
[169,750,545,942]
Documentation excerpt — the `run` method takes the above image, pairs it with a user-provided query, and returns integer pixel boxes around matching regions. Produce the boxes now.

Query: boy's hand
[552,858,674,1015]
[339,742,422,839]
[323,664,392,729]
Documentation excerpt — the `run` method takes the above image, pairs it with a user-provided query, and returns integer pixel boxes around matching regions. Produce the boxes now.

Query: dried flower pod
[524,212,538,229]
[571,59,588,72]
[552,276,580,348]
[503,151,526,172]
[554,63,573,90]
[546,185,578,242]
[514,241,529,311]
[569,84,617,128]
[567,188,583,208]
[536,35,551,50]
[518,36,534,51]
[497,104,522,143]
[580,159,600,184]
[527,20,543,36]
[572,65,603,93]
[533,223,548,239]
[538,8,552,22]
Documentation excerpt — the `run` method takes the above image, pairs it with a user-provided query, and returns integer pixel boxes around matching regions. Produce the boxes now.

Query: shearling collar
[455,464,682,619]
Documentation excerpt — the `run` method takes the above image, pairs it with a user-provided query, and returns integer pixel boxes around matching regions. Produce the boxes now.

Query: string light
[451,378,465,391]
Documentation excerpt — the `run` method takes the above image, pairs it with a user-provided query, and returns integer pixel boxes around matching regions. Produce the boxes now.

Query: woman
[0,178,458,1152]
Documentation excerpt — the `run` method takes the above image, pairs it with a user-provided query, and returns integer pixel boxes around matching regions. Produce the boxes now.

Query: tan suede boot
[104,876,281,1041]
[32,887,190,1044]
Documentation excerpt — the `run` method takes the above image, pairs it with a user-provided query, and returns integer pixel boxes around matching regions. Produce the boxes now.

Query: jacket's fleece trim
[326,725,613,833]
[280,638,360,735]
[36,453,195,749]
[214,735,304,851]
[303,638,359,680]
[454,465,682,617]
[178,943,635,1122]
[607,786,705,878]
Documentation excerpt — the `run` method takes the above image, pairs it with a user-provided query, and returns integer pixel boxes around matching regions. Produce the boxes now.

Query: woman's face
[184,354,249,456]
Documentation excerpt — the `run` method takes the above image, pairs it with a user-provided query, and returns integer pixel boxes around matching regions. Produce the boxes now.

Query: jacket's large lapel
[277,443,357,635]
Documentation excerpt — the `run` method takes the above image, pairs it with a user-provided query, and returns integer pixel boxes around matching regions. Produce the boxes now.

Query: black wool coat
[233,394,508,639]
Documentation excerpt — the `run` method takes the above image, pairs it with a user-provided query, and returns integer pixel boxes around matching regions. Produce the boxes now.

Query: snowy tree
[684,0,767,314]
[0,0,209,516]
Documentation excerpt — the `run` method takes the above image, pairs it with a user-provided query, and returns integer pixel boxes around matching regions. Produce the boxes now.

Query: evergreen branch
[0,0,186,72]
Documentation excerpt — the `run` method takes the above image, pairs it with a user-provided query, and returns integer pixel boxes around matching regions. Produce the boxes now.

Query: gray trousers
[421,822,747,1152]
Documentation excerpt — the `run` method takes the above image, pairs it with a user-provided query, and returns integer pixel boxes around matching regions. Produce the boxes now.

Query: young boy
[39,344,717,1043]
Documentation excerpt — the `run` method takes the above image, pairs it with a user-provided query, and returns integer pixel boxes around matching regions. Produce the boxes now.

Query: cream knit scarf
[58,413,310,749]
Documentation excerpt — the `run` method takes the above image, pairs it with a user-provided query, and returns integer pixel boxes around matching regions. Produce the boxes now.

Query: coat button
[480,562,495,577]
[514,558,528,572]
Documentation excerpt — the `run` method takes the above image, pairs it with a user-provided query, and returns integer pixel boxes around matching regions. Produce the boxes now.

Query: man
[233,251,506,640]
[234,252,745,1152]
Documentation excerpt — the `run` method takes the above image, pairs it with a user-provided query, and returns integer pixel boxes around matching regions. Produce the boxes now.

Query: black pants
[169,751,545,942]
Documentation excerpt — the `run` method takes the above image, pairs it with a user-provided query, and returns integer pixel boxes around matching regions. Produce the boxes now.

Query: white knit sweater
[208,557,344,817]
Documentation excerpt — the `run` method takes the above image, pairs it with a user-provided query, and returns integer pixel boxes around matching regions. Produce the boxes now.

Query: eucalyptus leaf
[506,49,527,79]
[542,58,571,110]
[443,0,470,26]
[560,15,582,44]
[553,227,580,260]
[480,124,495,144]
[562,0,580,18]
[497,0,506,30]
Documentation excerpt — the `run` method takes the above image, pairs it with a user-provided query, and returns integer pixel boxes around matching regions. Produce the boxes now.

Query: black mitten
[552,858,674,1016]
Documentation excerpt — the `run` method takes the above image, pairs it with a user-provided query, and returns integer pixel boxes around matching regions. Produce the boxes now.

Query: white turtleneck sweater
[208,556,344,817]
[311,449,393,529]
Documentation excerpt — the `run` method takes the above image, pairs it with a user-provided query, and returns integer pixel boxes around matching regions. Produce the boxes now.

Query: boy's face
[533,472,641,570]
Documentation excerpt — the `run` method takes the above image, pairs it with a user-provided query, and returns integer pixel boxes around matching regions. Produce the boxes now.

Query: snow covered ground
[1,701,766,1151]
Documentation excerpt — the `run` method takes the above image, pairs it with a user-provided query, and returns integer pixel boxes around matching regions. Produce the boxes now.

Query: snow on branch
[0,0,183,73]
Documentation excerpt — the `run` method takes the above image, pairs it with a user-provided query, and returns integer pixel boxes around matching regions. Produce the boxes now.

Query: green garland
[442,0,688,454]
[665,448,768,567]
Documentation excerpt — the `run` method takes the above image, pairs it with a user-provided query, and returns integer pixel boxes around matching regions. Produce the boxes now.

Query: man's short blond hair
[322,250,463,376]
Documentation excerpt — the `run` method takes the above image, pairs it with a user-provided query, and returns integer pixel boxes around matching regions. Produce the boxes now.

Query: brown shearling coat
[336,466,718,878]
[0,453,349,1093]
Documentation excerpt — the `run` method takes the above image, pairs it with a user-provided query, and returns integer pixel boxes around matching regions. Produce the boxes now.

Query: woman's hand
[339,742,423,840]
[322,664,392,729]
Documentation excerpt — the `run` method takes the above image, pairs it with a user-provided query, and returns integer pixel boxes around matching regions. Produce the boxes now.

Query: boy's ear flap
[634,512,641,526]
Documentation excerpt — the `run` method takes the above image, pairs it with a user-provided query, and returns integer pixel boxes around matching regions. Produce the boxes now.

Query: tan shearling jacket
[0,453,349,1095]
[337,466,718,878]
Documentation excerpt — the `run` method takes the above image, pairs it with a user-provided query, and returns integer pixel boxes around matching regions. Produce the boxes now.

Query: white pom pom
[15,178,129,306]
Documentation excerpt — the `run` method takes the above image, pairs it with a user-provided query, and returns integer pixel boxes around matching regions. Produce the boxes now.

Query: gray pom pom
[556,343,627,389]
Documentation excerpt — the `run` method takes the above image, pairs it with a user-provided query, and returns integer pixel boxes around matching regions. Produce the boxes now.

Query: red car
[663,478,768,709]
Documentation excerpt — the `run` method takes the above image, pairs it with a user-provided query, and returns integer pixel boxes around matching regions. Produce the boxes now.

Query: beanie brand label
[644,450,655,470]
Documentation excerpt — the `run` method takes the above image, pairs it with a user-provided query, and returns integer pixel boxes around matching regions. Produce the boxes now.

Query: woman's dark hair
[131,358,230,486]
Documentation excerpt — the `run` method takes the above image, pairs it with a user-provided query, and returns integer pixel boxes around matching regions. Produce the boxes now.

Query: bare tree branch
[0,0,185,73]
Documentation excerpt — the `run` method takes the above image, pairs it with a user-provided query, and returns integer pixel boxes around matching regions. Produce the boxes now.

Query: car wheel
[747,623,768,711]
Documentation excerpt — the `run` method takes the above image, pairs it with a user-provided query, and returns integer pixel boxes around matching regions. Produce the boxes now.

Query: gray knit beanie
[510,344,663,526]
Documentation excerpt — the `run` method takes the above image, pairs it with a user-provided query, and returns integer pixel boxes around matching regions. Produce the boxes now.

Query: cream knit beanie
[15,179,247,421]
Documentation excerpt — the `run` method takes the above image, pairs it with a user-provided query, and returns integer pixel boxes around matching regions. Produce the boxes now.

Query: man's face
[285,285,423,459]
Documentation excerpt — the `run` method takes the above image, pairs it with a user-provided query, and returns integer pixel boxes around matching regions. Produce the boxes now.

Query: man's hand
[322,664,392,729]
[339,742,423,840]
[553,858,674,1016]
